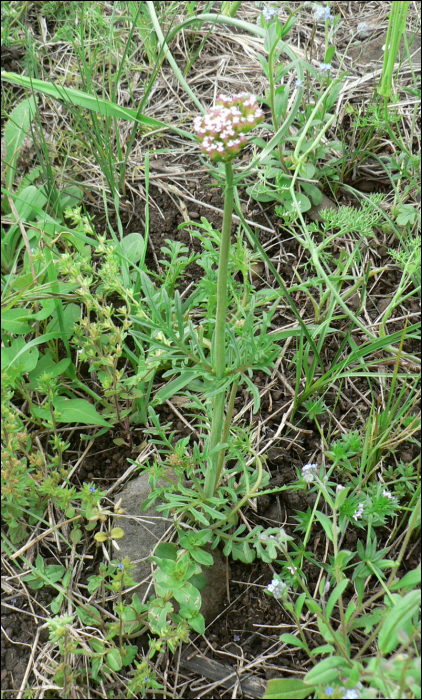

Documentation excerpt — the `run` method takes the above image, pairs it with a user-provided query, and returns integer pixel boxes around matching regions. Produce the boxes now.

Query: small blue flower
[234,634,241,642]
[118,562,124,570]
[267,577,287,599]
[295,79,304,89]
[314,6,331,23]
[262,5,276,22]
[357,22,370,35]
[344,690,359,699]
[302,463,318,483]
[319,62,331,76]
[89,486,96,493]
[325,689,334,697]
[145,675,149,682]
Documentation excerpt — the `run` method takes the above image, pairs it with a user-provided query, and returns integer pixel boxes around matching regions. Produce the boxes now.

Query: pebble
[250,262,264,281]
[188,211,199,219]
[348,293,361,311]
[377,297,392,313]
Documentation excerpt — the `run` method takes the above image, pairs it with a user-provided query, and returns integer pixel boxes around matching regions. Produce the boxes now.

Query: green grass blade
[1,71,195,141]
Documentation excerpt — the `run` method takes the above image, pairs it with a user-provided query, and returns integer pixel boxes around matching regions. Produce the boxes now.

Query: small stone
[377,297,392,313]
[348,293,361,311]
[188,211,199,219]
[355,179,376,193]
[307,193,337,222]
[401,452,412,464]
[250,262,264,281]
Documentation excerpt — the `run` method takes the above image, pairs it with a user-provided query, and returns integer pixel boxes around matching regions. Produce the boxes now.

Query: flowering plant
[193,92,264,162]
[192,94,266,498]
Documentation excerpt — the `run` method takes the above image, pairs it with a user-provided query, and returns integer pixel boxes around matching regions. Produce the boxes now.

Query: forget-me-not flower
[319,62,331,76]
[344,690,360,699]
[313,6,331,23]
[302,463,319,483]
[262,5,276,22]
[267,577,287,599]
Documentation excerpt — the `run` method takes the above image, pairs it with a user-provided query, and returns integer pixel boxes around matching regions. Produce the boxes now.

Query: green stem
[268,47,288,174]
[210,450,264,529]
[204,161,234,498]
[214,378,239,490]
[332,506,347,646]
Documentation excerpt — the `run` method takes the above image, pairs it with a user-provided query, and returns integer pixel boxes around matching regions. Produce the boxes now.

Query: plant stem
[214,378,239,489]
[209,450,264,529]
[204,161,234,498]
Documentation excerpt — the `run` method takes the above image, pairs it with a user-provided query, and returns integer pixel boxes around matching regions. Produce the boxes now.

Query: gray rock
[348,292,361,312]
[377,297,393,314]
[348,31,420,68]
[114,471,227,624]
[307,193,337,222]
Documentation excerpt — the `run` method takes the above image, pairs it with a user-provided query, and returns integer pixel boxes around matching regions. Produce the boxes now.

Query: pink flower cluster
[193,93,264,162]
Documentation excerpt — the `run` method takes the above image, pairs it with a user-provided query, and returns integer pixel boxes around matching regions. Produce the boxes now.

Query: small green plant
[246,7,344,215]
[263,460,421,700]
[1,96,78,274]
